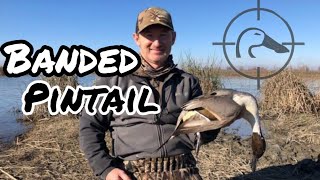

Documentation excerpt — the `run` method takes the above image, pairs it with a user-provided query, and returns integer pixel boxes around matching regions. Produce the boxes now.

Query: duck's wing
[174,111,228,134]
[173,95,220,134]
[181,94,213,110]
[204,95,243,124]
[154,94,242,153]
[172,95,212,132]
[174,95,243,134]
[183,95,243,123]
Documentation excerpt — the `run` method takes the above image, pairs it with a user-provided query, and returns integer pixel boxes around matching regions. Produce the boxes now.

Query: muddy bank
[197,114,320,179]
[0,114,319,179]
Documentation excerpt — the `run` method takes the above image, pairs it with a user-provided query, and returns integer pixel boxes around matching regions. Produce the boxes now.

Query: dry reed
[0,117,94,179]
[24,75,78,121]
[179,53,222,94]
[1,114,319,179]
[0,66,4,76]
[315,90,320,107]
[260,70,319,117]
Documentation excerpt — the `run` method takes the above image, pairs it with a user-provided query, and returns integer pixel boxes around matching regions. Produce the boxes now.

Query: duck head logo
[212,0,305,89]
[236,27,289,58]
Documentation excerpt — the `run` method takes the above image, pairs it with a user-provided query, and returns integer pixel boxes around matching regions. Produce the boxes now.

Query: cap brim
[138,22,173,33]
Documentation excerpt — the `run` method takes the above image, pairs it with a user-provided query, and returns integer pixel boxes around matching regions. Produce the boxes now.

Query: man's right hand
[106,168,132,180]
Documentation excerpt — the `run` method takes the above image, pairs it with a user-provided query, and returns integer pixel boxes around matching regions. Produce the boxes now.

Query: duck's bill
[251,155,257,172]
[262,34,289,53]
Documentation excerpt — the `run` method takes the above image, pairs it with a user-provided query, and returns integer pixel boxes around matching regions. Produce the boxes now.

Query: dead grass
[278,114,320,146]
[315,90,320,106]
[197,114,320,180]
[219,66,320,80]
[260,70,319,117]
[24,75,78,121]
[1,114,319,179]
[196,135,253,179]
[0,117,94,179]
[179,53,222,94]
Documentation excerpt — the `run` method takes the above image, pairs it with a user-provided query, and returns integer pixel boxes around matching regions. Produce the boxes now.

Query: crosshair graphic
[213,0,305,89]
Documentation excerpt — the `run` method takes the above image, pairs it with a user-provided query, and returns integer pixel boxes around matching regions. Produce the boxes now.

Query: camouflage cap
[136,7,174,33]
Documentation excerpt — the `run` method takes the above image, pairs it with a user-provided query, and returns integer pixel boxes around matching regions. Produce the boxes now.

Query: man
[80,7,220,180]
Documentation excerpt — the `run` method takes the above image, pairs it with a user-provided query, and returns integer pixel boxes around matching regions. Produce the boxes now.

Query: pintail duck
[157,89,266,172]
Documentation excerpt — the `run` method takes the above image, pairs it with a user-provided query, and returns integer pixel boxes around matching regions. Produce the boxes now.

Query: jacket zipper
[157,78,168,157]
[153,74,174,157]
[156,120,164,157]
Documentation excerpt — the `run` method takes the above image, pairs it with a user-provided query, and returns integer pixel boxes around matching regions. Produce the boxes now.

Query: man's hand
[106,168,132,180]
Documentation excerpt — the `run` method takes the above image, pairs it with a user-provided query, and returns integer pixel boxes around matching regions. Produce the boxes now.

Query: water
[0,76,38,142]
[0,75,319,142]
[0,75,95,143]
[78,75,96,87]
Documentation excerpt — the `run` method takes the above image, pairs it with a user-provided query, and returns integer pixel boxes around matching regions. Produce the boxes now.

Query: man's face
[133,25,176,68]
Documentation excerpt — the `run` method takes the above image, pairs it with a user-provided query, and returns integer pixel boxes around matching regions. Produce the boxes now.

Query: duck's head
[251,132,266,171]
[236,27,289,58]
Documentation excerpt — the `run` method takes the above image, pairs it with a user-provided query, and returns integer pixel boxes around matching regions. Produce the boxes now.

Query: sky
[0,0,319,70]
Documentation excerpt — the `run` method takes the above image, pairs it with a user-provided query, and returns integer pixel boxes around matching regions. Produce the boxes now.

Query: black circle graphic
[223,8,295,79]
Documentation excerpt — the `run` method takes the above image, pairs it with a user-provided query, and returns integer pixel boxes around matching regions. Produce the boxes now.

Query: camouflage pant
[123,153,202,180]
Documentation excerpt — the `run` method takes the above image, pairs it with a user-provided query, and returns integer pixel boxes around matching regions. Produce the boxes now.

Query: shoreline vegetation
[1,64,320,79]
[219,67,320,79]
[1,55,320,179]
[0,66,4,76]
[221,68,320,79]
